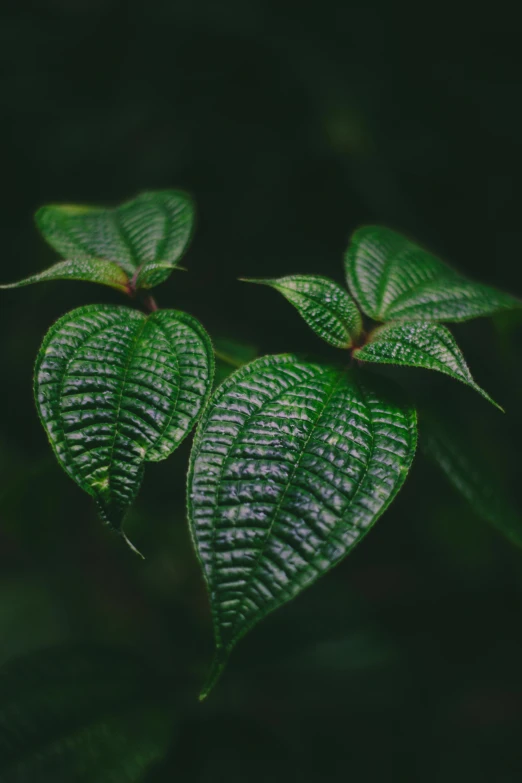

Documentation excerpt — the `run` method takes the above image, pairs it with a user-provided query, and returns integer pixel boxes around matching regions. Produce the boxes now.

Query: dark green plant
[2,205,521,712]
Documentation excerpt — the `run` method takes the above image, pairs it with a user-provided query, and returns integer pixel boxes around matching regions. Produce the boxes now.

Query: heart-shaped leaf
[0,258,130,293]
[30,190,194,292]
[0,645,176,782]
[35,304,214,539]
[354,321,501,410]
[188,354,417,698]
[242,275,362,348]
[345,226,521,322]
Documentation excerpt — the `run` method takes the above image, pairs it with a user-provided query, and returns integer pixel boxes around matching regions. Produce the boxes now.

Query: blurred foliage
[1,0,522,780]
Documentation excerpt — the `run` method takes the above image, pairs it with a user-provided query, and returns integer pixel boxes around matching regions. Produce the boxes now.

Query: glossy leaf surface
[0,646,175,782]
[188,354,417,697]
[243,275,362,348]
[354,321,501,409]
[421,412,522,547]
[0,258,130,293]
[35,304,213,532]
[345,226,521,322]
[35,190,194,290]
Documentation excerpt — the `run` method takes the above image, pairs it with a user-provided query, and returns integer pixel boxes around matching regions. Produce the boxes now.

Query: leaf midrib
[225,368,346,648]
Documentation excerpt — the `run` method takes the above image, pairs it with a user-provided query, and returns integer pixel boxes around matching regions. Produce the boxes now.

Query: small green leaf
[35,190,194,291]
[0,646,176,782]
[242,275,362,348]
[354,321,502,410]
[188,354,417,697]
[0,258,130,293]
[345,226,521,322]
[35,304,214,536]
[421,411,522,548]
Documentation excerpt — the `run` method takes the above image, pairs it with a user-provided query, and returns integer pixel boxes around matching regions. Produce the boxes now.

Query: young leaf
[345,226,521,322]
[35,304,214,537]
[242,275,362,348]
[0,258,130,293]
[420,411,522,548]
[354,321,501,410]
[35,190,194,291]
[188,354,417,698]
[0,645,176,782]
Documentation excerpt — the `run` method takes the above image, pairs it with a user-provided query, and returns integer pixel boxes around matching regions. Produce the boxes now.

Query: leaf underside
[345,226,521,322]
[188,354,417,697]
[354,321,501,409]
[0,646,175,783]
[35,304,214,530]
[243,275,362,348]
[421,412,522,548]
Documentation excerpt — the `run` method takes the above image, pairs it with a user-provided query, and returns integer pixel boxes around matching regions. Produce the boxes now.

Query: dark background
[1,1,522,780]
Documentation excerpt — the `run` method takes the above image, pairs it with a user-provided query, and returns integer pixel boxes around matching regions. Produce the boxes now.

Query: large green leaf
[345,226,521,322]
[354,321,501,410]
[188,354,417,698]
[35,304,214,538]
[0,258,130,293]
[33,190,194,291]
[421,411,522,548]
[242,275,362,348]
[0,646,175,782]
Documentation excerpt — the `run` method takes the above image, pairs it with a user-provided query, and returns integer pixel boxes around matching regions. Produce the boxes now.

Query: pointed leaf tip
[198,648,230,701]
[354,320,503,411]
[0,258,131,293]
[243,274,362,348]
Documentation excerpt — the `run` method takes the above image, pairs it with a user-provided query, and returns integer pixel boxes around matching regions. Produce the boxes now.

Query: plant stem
[142,294,159,313]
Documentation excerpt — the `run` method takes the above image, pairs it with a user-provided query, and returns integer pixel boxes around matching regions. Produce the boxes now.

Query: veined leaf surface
[188,354,417,697]
[0,646,175,782]
[242,275,362,348]
[345,226,521,322]
[354,321,501,409]
[0,258,130,293]
[35,304,213,534]
[35,189,194,290]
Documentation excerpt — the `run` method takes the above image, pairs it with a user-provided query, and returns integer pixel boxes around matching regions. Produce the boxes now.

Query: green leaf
[345,226,521,322]
[35,190,194,291]
[242,275,362,348]
[420,411,522,548]
[188,354,417,698]
[0,258,130,293]
[0,645,176,782]
[35,304,214,537]
[354,321,501,410]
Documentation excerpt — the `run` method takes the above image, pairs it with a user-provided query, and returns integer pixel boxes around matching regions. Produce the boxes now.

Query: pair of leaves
[247,227,520,408]
[0,646,176,782]
[35,304,214,542]
[1,190,194,294]
[188,226,520,696]
[346,226,520,322]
